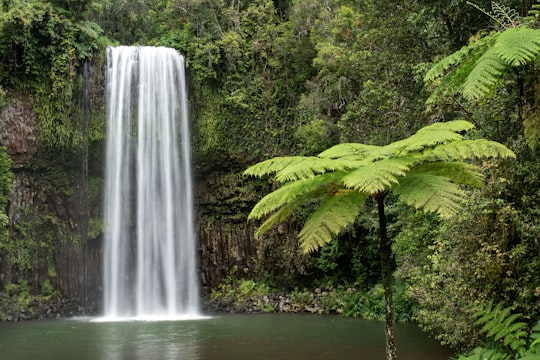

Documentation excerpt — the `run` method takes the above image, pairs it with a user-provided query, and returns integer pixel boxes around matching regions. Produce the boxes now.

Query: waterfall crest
[103,46,200,320]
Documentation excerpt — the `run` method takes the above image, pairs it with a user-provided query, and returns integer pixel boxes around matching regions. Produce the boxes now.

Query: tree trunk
[377,193,397,360]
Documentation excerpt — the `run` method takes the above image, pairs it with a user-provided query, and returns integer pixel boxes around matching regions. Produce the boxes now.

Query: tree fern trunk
[376,193,397,360]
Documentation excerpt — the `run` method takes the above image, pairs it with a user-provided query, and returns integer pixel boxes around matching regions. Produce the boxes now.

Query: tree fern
[244,120,515,360]
[425,4,540,102]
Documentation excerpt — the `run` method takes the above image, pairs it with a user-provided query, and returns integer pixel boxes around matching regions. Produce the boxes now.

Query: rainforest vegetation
[0,0,540,358]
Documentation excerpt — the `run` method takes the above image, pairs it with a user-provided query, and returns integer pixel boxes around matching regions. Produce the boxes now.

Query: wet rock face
[0,96,38,167]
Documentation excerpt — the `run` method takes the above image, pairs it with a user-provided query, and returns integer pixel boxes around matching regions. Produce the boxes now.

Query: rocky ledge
[0,292,97,322]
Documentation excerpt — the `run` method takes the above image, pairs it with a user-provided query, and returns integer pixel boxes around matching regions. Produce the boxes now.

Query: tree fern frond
[417,119,477,133]
[383,120,474,155]
[427,139,516,161]
[244,156,351,182]
[248,172,344,221]
[298,191,367,253]
[424,34,495,82]
[425,53,483,107]
[341,157,417,194]
[392,174,466,218]
[408,162,485,187]
[319,143,380,159]
[495,27,540,66]
[462,47,507,101]
[255,197,303,236]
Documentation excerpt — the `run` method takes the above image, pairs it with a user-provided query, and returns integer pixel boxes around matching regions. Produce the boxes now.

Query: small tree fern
[245,120,515,360]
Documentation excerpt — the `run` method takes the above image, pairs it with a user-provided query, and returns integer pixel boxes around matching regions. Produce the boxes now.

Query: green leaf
[298,191,367,253]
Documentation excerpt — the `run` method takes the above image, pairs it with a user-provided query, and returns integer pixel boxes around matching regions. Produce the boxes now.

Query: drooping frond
[425,52,483,107]
[341,157,417,195]
[248,171,344,221]
[392,173,466,218]
[408,162,485,188]
[462,46,507,101]
[424,139,516,161]
[244,156,351,182]
[424,34,495,82]
[495,27,540,66]
[254,196,305,237]
[298,191,367,253]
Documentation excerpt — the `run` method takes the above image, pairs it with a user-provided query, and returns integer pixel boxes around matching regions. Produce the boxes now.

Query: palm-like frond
[298,191,368,253]
[383,120,474,155]
[406,162,485,187]
[341,157,417,194]
[424,34,496,82]
[392,172,466,218]
[474,301,528,355]
[495,27,540,66]
[244,156,351,182]
[462,46,507,100]
[423,139,516,161]
[319,143,380,159]
[248,171,344,221]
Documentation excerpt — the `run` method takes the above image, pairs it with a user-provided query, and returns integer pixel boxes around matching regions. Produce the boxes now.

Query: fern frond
[244,156,351,182]
[458,347,510,360]
[424,35,495,82]
[319,143,380,159]
[255,196,303,236]
[408,162,485,187]
[392,173,466,218]
[425,53,482,107]
[495,27,540,66]
[473,301,528,356]
[382,120,474,155]
[248,172,344,221]
[426,139,516,161]
[298,191,367,253]
[462,47,506,100]
[341,157,417,194]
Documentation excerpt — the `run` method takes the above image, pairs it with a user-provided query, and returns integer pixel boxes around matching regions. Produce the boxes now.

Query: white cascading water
[102,46,200,320]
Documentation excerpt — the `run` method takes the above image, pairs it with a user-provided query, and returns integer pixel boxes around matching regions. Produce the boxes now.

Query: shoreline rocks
[0,292,97,323]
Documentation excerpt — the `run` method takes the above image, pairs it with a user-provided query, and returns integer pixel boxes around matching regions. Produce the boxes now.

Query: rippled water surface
[0,314,452,360]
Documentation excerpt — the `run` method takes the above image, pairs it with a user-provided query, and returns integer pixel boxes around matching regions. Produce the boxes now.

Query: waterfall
[102,46,200,320]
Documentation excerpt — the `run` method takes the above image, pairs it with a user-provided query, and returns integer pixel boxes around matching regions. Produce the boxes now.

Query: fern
[298,191,368,252]
[248,171,344,221]
[244,156,354,182]
[474,301,528,355]
[392,173,465,218]
[425,139,516,161]
[341,157,417,194]
[495,27,540,66]
[424,35,495,82]
[425,5,540,103]
[462,46,506,100]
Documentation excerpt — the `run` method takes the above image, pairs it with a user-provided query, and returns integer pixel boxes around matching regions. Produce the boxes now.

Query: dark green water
[0,314,452,360]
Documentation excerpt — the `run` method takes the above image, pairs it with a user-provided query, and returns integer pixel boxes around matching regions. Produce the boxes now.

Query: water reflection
[97,321,202,360]
[0,314,452,360]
